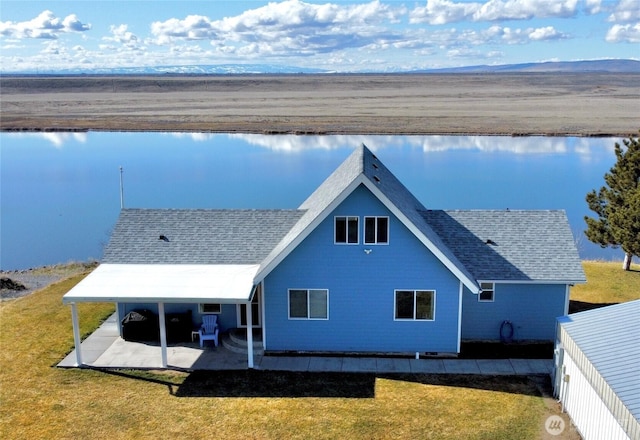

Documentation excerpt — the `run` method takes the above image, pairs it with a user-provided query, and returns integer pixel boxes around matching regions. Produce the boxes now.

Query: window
[335,216,359,244]
[364,216,389,244]
[479,282,495,302]
[199,303,221,314]
[395,290,435,320]
[289,289,328,319]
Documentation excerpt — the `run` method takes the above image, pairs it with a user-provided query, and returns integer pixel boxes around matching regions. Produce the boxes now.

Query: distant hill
[5,59,639,75]
[416,59,640,73]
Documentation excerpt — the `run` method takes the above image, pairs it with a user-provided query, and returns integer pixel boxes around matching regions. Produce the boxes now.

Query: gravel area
[0,262,97,300]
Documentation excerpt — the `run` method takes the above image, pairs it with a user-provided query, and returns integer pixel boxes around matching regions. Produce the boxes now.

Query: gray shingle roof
[102,145,585,286]
[103,209,305,264]
[558,300,640,432]
[422,210,586,282]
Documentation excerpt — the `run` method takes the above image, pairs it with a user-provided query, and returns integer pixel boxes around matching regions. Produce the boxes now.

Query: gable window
[364,216,389,244]
[479,282,495,302]
[335,216,359,244]
[289,289,329,320]
[199,303,221,314]
[395,290,435,320]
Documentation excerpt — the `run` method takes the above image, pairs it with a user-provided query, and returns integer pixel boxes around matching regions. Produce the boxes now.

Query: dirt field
[2,73,638,136]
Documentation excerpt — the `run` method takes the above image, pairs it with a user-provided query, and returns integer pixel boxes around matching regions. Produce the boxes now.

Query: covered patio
[58,312,554,375]
[62,263,262,369]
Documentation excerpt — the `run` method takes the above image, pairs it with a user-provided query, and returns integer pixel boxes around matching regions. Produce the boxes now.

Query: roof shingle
[103,209,305,265]
[422,209,586,282]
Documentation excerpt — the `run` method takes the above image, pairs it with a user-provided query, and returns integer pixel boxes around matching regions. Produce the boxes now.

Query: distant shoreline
[2,73,638,137]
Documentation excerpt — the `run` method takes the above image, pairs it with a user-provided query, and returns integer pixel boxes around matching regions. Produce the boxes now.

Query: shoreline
[1,127,628,138]
[0,262,97,301]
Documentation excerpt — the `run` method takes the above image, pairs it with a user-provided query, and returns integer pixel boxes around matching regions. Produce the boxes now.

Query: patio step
[222,328,264,355]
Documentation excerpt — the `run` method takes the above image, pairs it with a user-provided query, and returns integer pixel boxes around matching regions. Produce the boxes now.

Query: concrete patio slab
[266,356,311,372]
[477,359,517,375]
[308,357,343,372]
[376,357,411,373]
[443,359,482,374]
[58,315,554,375]
[410,359,446,374]
[341,357,378,373]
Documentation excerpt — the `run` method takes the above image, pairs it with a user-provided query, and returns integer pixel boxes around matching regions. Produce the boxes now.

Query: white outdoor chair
[198,314,219,347]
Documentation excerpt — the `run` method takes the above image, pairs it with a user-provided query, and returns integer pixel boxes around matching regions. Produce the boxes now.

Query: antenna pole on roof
[119,166,125,210]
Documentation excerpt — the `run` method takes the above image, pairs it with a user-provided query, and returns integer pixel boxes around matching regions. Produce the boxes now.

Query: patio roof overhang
[63,263,260,369]
[62,263,260,304]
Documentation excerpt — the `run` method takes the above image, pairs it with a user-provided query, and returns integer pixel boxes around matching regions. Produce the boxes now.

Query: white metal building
[554,300,640,440]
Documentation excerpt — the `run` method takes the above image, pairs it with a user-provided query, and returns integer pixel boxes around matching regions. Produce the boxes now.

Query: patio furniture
[199,315,219,347]
[121,309,159,342]
[165,310,193,343]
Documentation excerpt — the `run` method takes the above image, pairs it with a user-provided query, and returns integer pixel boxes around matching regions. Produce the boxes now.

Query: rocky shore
[0,261,97,300]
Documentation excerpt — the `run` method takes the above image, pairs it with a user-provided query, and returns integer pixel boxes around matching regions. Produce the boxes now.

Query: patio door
[238,287,261,328]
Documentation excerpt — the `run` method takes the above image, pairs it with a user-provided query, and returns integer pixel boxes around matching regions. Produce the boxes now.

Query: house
[554,300,640,440]
[63,144,586,368]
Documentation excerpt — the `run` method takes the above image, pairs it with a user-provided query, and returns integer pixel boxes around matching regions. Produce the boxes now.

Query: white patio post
[246,300,254,368]
[158,302,168,368]
[70,302,83,366]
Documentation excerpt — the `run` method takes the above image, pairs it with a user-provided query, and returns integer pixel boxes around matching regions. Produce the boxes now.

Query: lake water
[0,132,624,270]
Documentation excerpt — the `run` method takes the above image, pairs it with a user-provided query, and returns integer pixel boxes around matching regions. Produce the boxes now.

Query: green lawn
[1,261,636,439]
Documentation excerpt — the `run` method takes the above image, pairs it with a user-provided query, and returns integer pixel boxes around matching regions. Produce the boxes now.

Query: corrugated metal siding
[556,300,640,440]
[264,185,461,353]
[462,283,567,341]
[558,351,633,440]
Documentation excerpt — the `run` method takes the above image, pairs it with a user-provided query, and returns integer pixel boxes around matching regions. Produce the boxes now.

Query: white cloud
[606,23,640,43]
[102,24,145,51]
[0,10,91,39]
[410,0,481,25]
[584,0,602,14]
[473,0,579,21]
[150,0,405,57]
[528,26,567,41]
[410,0,579,24]
[607,0,640,23]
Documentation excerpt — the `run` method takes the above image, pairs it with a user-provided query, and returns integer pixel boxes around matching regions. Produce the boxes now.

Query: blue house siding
[461,283,567,341]
[263,184,461,354]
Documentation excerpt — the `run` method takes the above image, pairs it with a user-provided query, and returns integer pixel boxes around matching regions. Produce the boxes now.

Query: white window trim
[364,216,390,245]
[199,303,222,314]
[479,282,495,303]
[288,288,329,320]
[393,289,436,321]
[334,216,359,245]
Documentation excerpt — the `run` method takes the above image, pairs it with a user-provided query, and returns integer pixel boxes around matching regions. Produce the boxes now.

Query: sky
[1,0,638,72]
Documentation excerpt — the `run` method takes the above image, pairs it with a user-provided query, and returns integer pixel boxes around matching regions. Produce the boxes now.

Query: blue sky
[1,0,638,72]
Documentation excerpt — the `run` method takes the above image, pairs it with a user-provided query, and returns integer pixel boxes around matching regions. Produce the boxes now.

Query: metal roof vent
[486,239,497,246]
[159,235,169,242]
[373,176,381,183]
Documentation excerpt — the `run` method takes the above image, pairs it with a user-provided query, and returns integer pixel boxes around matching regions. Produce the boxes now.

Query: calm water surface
[0,132,623,270]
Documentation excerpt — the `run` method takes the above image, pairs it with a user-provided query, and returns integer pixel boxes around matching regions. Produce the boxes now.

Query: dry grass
[3,260,633,439]
[0,271,553,439]
[570,260,640,312]
[2,74,638,136]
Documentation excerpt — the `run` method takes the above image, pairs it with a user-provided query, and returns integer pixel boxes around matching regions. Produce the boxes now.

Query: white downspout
[71,302,83,366]
[457,281,463,353]
[158,302,168,368]
[246,300,254,368]
[260,282,266,351]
